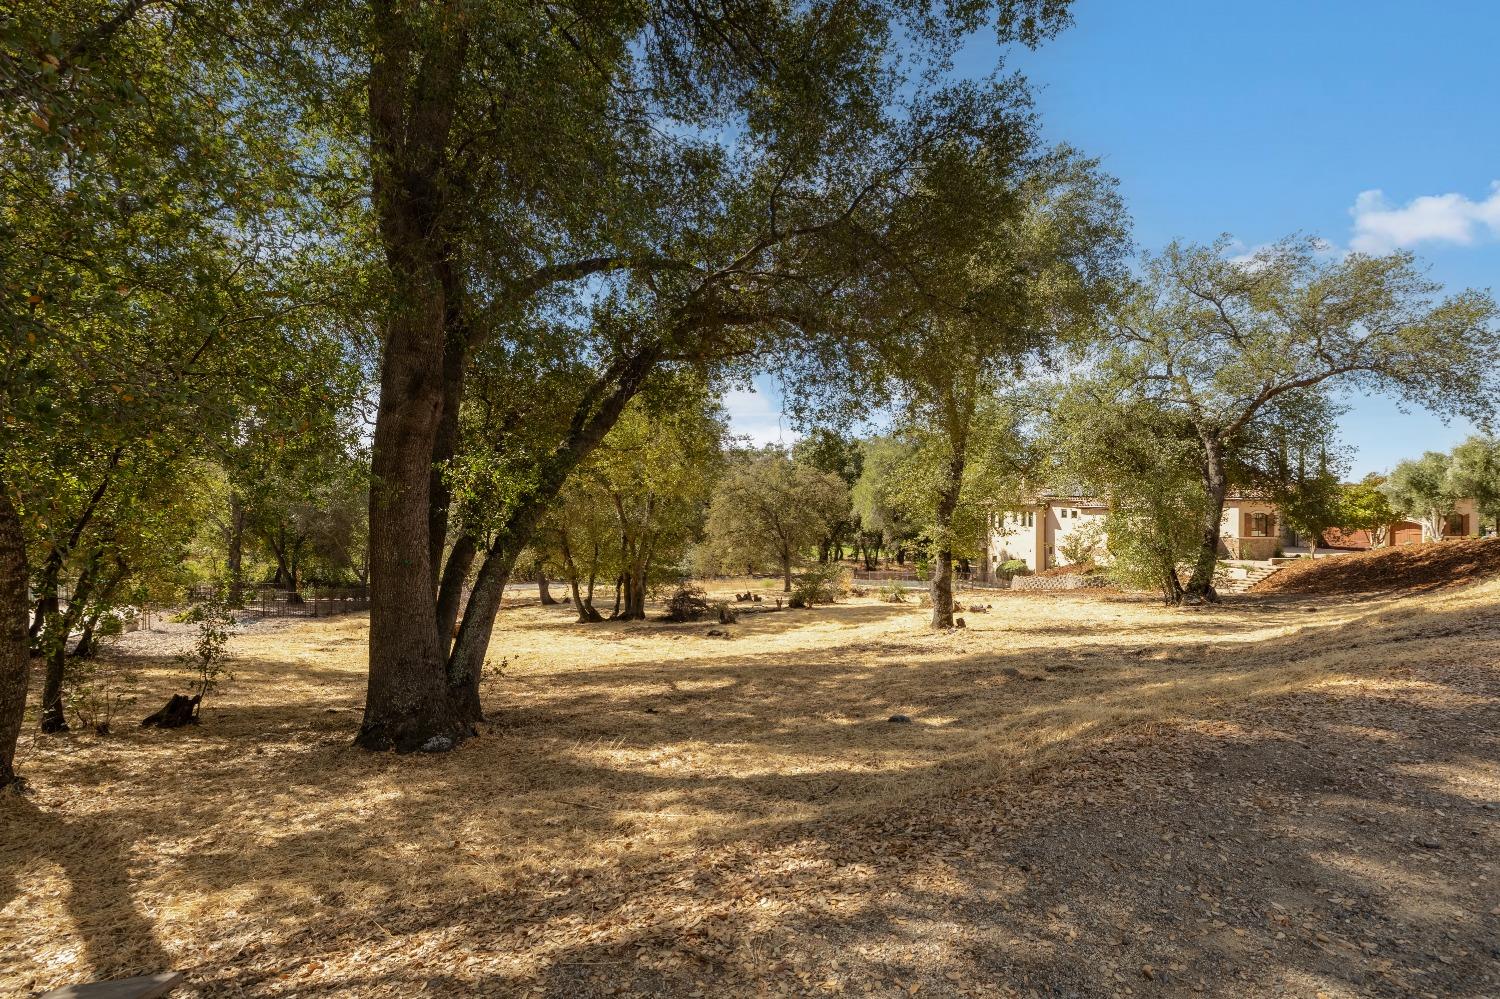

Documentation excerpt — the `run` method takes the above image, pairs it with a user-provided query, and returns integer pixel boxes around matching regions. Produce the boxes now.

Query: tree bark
[1182,438,1229,603]
[39,556,102,732]
[434,533,476,650]
[928,448,965,629]
[536,567,558,605]
[557,529,602,623]
[0,484,30,788]
[444,544,518,723]
[356,2,473,752]
[226,491,245,604]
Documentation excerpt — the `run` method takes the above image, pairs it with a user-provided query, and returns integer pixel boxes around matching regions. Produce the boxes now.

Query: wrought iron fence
[189,585,370,618]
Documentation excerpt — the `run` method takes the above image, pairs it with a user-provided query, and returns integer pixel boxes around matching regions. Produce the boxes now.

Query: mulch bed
[1252,536,1500,597]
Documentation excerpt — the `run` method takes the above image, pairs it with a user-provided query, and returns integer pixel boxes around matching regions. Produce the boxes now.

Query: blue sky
[726,0,1500,476]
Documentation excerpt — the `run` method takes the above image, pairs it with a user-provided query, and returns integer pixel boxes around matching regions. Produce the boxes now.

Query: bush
[177,584,237,713]
[663,586,714,622]
[878,582,910,603]
[66,657,138,735]
[999,559,1031,577]
[715,602,738,624]
[1058,522,1106,567]
[790,563,849,607]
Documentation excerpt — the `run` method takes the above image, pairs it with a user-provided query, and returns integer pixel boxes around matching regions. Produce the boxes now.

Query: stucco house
[1320,497,1486,550]
[980,490,1484,574]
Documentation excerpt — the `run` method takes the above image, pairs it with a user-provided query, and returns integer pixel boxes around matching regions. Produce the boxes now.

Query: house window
[1445,513,1468,536]
[1249,512,1271,537]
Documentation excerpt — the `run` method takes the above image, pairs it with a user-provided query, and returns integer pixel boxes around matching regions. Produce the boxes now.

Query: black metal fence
[189,585,370,618]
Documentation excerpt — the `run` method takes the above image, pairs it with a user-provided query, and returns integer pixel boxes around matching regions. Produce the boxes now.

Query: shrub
[790,563,850,607]
[663,586,714,622]
[1058,522,1106,567]
[715,602,738,624]
[176,584,237,713]
[878,582,910,603]
[999,558,1031,577]
[66,656,137,735]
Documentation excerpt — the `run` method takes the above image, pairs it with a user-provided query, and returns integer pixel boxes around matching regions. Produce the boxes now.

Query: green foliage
[1447,436,1500,533]
[176,584,236,710]
[789,563,850,608]
[1056,522,1106,567]
[878,582,911,603]
[850,437,921,558]
[999,559,1032,577]
[536,388,725,619]
[704,450,850,583]
[1382,452,1460,540]
[1270,446,1346,553]
[1048,393,1207,600]
[1087,234,1500,597]
[1337,474,1397,545]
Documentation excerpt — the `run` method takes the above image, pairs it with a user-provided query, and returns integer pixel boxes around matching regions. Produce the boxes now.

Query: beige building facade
[983,491,1485,574]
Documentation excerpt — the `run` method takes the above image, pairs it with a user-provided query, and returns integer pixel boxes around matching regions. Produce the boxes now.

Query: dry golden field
[3,574,1498,997]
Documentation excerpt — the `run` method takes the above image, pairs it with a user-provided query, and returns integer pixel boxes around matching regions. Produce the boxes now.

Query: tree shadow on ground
[0,791,176,992]
[2,583,1497,995]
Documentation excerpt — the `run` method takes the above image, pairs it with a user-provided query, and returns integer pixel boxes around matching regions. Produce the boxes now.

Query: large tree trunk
[929,549,956,627]
[356,5,472,753]
[0,484,31,789]
[1182,439,1229,603]
[359,276,470,750]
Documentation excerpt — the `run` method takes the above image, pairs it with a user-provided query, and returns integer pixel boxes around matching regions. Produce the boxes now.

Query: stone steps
[1219,565,1284,594]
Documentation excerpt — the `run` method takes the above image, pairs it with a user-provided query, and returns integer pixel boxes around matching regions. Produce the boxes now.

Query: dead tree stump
[140,694,200,728]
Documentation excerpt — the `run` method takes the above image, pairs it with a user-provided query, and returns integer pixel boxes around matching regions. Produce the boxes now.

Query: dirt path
[2,578,1497,997]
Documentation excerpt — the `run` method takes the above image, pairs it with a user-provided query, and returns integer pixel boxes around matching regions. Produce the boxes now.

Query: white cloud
[721,386,799,448]
[1349,182,1500,253]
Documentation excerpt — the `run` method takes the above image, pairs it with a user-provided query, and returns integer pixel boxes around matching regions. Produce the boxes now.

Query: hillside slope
[1252,535,1500,596]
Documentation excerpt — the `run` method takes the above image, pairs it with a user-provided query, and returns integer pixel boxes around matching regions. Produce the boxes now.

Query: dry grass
[2,575,1498,996]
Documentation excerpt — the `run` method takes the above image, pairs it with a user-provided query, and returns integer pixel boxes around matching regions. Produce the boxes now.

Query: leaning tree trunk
[536,568,558,605]
[434,533,477,651]
[558,532,602,623]
[1182,440,1230,604]
[0,485,31,788]
[39,559,100,733]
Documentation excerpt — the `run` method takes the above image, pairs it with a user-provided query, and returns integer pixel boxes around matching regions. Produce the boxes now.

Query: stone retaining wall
[1009,573,1111,591]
